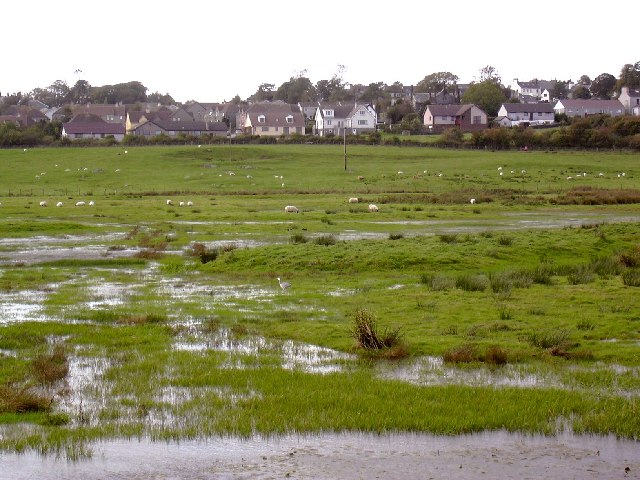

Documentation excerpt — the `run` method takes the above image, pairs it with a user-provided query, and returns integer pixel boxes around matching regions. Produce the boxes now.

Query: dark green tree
[590,73,616,99]
[461,81,507,117]
[550,81,569,100]
[572,85,592,99]
[616,62,640,90]
[415,72,459,93]
[275,76,316,103]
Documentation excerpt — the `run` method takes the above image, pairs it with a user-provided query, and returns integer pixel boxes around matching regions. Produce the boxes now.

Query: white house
[497,103,555,126]
[315,103,377,136]
[553,99,625,118]
[618,87,640,114]
[347,103,377,134]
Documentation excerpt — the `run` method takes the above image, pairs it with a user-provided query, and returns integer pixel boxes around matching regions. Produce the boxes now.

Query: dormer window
[258,115,266,123]
[286,115,293,124]
[324,110,333,117]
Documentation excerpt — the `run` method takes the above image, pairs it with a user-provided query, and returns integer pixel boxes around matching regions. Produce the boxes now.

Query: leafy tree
[415,72,459,93]
[477,65,501,84]
[359,82,387,103]
[617,61,640,90]
[48,80,70,106]
[577,75,591,86]
[275,76,316,104]
[590,73,616,99]
[251,83,275,102]
[550,81,569,100]
[572,85,591,99]
[69,80,91,104]
[147,92,175,105]
[315,65,350,102]
[461,81,507,117]
[385,100,415,124]
[0,93,23,113]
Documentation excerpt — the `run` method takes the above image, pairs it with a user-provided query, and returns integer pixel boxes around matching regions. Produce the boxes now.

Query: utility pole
[343,122,347,171]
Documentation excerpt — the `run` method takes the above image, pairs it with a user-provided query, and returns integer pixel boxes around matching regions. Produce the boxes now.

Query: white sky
[2,1,636,103]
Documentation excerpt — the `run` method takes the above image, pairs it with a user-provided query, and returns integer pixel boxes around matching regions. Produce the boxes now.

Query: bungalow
[423,104,487,132]
[618,87,640,114]
[131,119,228,137]
[53,103,127,124]
[497,103,555,126]
[240,102,305,136]
[553,99,625,118]
[62,114,126,141]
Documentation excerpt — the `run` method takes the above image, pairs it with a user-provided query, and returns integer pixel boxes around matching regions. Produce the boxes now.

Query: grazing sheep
[166,199,173,206]
[187,201,193,206]
[470,198,476,204]
[88,201,95,206]
[56,201,63,207]
[179,201,185,207]
[357,175,365,181]
[39,201,48,207]
[368,204,379,212]
[284,205,299,213]
[348,197,359,204]
[75,201,86,206]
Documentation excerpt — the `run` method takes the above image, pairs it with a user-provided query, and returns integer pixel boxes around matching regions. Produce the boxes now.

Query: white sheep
[470,198,476,205]
[284,205,299,213]
[56,201,63,207]
[179,201,185,207]
[39,201,48,207]
[369,204,379,212]
[166,199,173,206]
[75,201,86,206]
[348,197,359,204]
[187,201,193,206]
[88,201,95,206]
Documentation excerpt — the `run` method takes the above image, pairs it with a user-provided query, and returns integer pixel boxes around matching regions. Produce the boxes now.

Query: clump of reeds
[31,344,69,385]
[117,313,167,325]
[455,273,488,292]
[567,265,596,285]
[0,384,52,413]
[290,233,308,244]
[622,268,640,287]
[438,233,458,244]
[443,344,509,365]
[420,273,455,291]
[388,233,404,240]
[527,329,571,350]
[314,234,337,246]
[350,308,406,358]
[188,242,219,263]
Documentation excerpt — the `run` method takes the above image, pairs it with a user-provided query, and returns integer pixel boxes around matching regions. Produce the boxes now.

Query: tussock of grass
[622,268,640,287]
[350,308,406,357]
[0,384,52,413]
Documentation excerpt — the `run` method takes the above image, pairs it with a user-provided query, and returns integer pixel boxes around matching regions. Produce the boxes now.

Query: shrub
[188,242,219,263]
[497,236,513,246]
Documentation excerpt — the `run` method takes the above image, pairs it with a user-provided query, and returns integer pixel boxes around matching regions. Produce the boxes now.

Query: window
[262,126,268,132]
[472,116,481,124]
[286,115,293,123]
[325,110,334,117]
[441,116,447,121]
[326,120,332,126]
[358,120,367,125]
[258,115,265,123]
[537,112,543,117]
[359,110,365,115]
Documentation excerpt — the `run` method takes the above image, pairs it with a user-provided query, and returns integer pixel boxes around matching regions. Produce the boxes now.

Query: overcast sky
[2,1,635,103]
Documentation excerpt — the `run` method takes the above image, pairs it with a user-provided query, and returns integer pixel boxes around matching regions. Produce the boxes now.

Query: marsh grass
[456,273,488,292]
[0,384,52,413]
[420,273,455,291]
[314,234,337,246]
[31,344,69,385]
[290,233,308,244]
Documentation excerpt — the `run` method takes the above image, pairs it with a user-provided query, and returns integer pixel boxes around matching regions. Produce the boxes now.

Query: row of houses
[2,87,640,140]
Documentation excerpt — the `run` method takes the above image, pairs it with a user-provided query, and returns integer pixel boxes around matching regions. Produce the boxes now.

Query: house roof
[425,104,478,116]
[555,99,624,110]
[501,103,554,113]
[63,115,126,135]
[245,103,305,128]
[137,119,228,133]
[318,103,356,119]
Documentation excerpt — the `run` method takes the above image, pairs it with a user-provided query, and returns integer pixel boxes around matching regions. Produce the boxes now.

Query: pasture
[0,144,639,457]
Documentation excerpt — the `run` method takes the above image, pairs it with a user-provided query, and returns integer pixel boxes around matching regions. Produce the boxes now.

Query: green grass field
[0,145,639,456]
